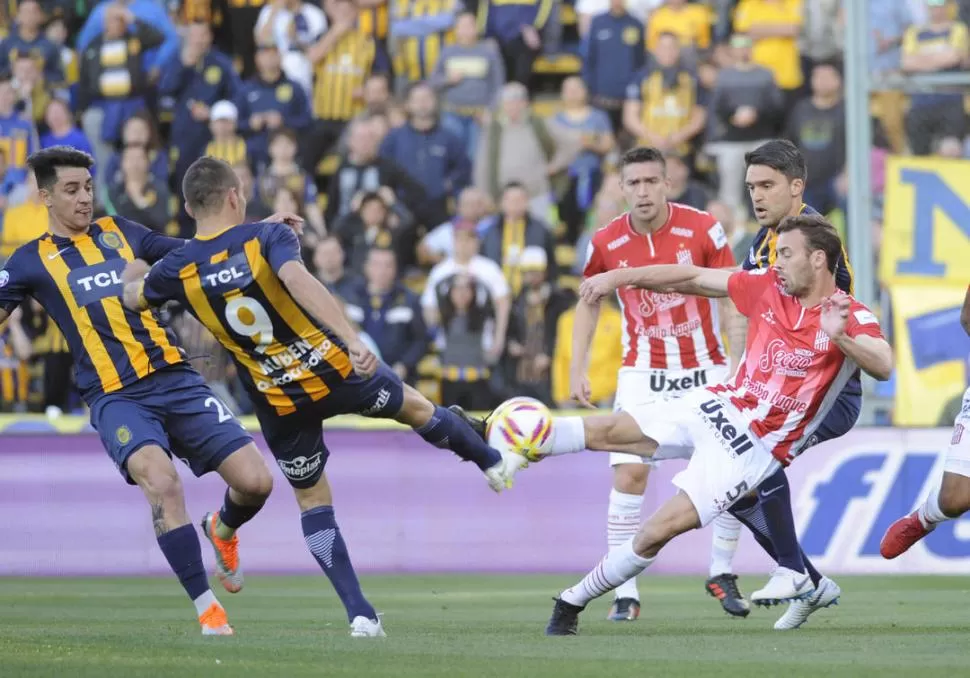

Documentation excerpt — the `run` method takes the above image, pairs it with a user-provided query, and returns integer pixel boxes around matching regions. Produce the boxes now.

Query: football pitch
[0,575,966,677]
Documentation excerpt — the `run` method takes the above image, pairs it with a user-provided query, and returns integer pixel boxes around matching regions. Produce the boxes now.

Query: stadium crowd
[0,0,967,417]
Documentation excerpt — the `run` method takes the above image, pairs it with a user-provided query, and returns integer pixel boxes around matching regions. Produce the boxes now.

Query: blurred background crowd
[0,0,967,425]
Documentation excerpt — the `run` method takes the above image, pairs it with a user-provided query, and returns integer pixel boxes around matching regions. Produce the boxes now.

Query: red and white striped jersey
[707,268,886,465]
[583,203,736,371]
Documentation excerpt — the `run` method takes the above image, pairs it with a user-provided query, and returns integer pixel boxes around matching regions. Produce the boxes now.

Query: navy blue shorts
[256,363,405,488]
[797,387,862,453]
[90,365,254,484]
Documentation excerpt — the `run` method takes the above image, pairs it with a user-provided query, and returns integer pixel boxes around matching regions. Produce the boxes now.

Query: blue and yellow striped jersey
[141,222,352,416]
[0,217,186,404]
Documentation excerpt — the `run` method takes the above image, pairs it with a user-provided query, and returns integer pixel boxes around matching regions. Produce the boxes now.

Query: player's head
[500,182,529,220]
[772,214,842,296]
[744,140,806,229]
[182,156,245,223]
[27,146,95,233]
[619,147,668,224]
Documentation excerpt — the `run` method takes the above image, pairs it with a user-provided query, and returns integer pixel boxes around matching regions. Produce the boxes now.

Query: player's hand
[122,258,151,284]
[820,293,851,340]
[348,340,378,378]
[264,211,305,235]
[579,271,617,305]
[569,371,596,409]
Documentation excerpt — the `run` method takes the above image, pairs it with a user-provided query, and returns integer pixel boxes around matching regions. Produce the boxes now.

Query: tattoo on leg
[151,501,167,537]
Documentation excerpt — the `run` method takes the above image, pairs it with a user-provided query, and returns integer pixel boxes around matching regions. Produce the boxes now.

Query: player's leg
[606,458,648,621]
[705,511,748,616]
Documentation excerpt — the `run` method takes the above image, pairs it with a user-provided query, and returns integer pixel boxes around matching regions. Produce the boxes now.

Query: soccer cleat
[448,404,487,441]
[750,567,814,606]
[201,511,243,593]
[607,597,640,621]
[774,576,841,630]
[350,615,387,637]
[199,602,234,636]
[704,573,751,618]
[880,511,933,559]
[545,597,584,636]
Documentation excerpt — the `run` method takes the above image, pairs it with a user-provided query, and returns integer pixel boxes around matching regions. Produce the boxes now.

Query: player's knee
[131,457,184,507]
[938,473,970,518]
[236,464,274,500]
[614,464,648,495]
[583,414,618,450]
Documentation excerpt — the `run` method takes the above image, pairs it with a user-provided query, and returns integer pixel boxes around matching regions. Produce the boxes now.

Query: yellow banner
[889,283,970,427]
[880,156,970,285]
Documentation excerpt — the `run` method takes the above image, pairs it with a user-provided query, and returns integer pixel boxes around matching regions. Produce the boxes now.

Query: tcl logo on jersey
[68,260,126,306]
[758,338,813,377]
[199,252,254,293]
[637,290,685,317]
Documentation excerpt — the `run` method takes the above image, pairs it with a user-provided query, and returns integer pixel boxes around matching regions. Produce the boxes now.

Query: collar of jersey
[194,223,237,241]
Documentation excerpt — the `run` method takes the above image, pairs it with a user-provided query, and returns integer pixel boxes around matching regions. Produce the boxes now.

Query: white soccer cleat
[750,567,814,606]
[774,576,841,630]
[483,452,528,493]
[350,615,387,637]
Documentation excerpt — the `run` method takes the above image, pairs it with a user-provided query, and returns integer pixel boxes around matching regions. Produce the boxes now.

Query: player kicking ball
[523,215,893,635]
[881,284,970,559]
[122,156,523,638]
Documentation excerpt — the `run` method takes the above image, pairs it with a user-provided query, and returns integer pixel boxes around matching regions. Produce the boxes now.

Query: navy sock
[220,488,265,530]
[756,469,805,573]
[301,506,377,622]
[731,495,823,586]
[157,524,210,600]
[415,406,501,471]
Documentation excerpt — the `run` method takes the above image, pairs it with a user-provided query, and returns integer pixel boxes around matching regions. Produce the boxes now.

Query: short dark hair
[27,146,94,191]
[502,181,527,195]
[182,156,240,217]
[620,146,666,173]
[776,214,843,273]
[268,127,298,147]
[744,139,807,182]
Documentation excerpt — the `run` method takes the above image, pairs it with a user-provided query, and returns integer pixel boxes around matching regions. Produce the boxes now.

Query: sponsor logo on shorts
[607,234,630,251]
[116,426,132,445]
[715,480,750,512]
[758,339,814,377]
[698,399,754,456]
[277,452,323,481]
[953,424,964,445]
[649,369,708,393]
[360,388,391,416]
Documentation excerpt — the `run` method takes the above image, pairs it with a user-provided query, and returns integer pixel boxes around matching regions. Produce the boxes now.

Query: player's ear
[790,177,804,198]
[184,201,195,219]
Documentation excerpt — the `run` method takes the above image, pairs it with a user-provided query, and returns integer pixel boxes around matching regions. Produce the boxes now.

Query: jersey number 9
[225,296,275,352]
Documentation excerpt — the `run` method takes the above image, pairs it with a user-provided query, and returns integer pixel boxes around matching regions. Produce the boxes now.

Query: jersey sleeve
[117,216,186,263]
[844,301,886,341]
[726,268,773,318]
[582,238,608,278]
[262,223,303,274]
[0,249,31,314]
[702,218,736,268]
[142,251,186,307]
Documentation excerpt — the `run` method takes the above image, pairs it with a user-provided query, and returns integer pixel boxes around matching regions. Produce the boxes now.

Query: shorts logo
[953,424,964,445]
[99,231,123,250]
[649,369,708,393]
[361,388,391,416]
[277,452,323,481]
[116,426,132,445]
[698,399,754,456]
[713,481,749,513]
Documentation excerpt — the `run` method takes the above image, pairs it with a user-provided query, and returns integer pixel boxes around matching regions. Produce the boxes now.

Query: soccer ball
[486,397,554,463]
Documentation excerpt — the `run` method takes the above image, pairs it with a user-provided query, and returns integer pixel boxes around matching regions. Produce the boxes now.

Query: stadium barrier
[1,425,965,576]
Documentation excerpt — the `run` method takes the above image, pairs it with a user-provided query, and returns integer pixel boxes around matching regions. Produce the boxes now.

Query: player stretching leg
[0,148,294,635]
[122,157,522,637]
[569,147,738,620]
[881,285,970,559]
[535,216,892,635]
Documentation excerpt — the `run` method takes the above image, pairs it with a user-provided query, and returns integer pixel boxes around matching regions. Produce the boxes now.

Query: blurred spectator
[475,82,561,219]
[12,52,50,127]
[159,22,240,188]
[624,32,707,158]
[582,0,646,135]
[103,113,168,195]
[302,0,376,174]
[785,61,846,215]
[234,42,312,173]
[479,0,552,86]
[935,135,966,157]
[380,82,469,227]
[312,234,358,297]
[705,198,751,264]
[332,188,416,274]
[479,182,558,297]
[0,73,37,189]
[0,306,32,413]
[231,162,272,222]
[547,77,614,243]
[801,0,845,68]
[647,0,713,65]
[326,117,426,225]
[255,0,328,96]
[551,297,623,407]
[419,186,494,266]
[576,0,658,37]
[665,152,709,209]
[0,148,22,214]
[335,73,395,152]
[22,297,74,414]
[342,248,428,383]
[504,246,572,404]
[0,0,63,85]
[433,12,507,160]
[435,272,498,410]
[356,0,393,76]
[901,0,970,155]
[256,128,326,241]
[0,173,46,257]
[705,33,782,212]
[222,0,265,79]
[40,99,94,157]
[44,16,80,89]
[390,0,459,94]
[77,0,179,78]
[573,169,625,271]
[733,0,804,106]
[869,0,915,154]
[78,5,165,193]
[205,101,249,168]
[107,145,172,233]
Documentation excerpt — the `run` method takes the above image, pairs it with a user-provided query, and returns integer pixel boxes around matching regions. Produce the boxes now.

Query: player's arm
[0,251,32,327]
[823,298,893,382]
[961,284,970,337]
[580,264,730,305]
[833,333,893,382]
[277,261,364,349]
[121,254,183,312]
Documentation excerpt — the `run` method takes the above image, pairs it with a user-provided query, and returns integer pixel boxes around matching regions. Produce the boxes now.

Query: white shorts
[624,388,781,527]
[944,388,970,478]
[609,364,731,467]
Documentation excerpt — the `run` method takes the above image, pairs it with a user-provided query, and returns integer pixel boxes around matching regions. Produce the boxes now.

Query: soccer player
[880,284,970,559]
[0,147,282,636]
[572,146,737,621]
[121,156,522,638]
[538,214,892,635]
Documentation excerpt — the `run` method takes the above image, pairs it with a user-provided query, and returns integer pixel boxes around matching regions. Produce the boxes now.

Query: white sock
[560,539,655,608]
[709,512,742,577]
[549,417,586,456]
[918,482,947,528]
[607,489,642,601]
[193,590,219,616]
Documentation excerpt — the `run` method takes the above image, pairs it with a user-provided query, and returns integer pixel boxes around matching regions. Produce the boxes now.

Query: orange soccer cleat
[199,602,234,636]
[201,512,244,593]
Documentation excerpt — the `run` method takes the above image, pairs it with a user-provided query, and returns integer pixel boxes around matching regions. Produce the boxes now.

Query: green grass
[0,575,967,677]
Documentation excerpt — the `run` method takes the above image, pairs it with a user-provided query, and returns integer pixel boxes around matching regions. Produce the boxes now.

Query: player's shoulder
[669,202,728,247]
[3,235,46,270]
[97,214,146,236]
[590,213,631,248]
[669,201,716,227]
[843,294,879,325]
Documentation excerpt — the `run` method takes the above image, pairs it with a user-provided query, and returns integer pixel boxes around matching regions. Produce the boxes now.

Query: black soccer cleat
[607,597,641,622]
[448,404,487,441]
[704,573,751,618]
[545,597,584,636]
